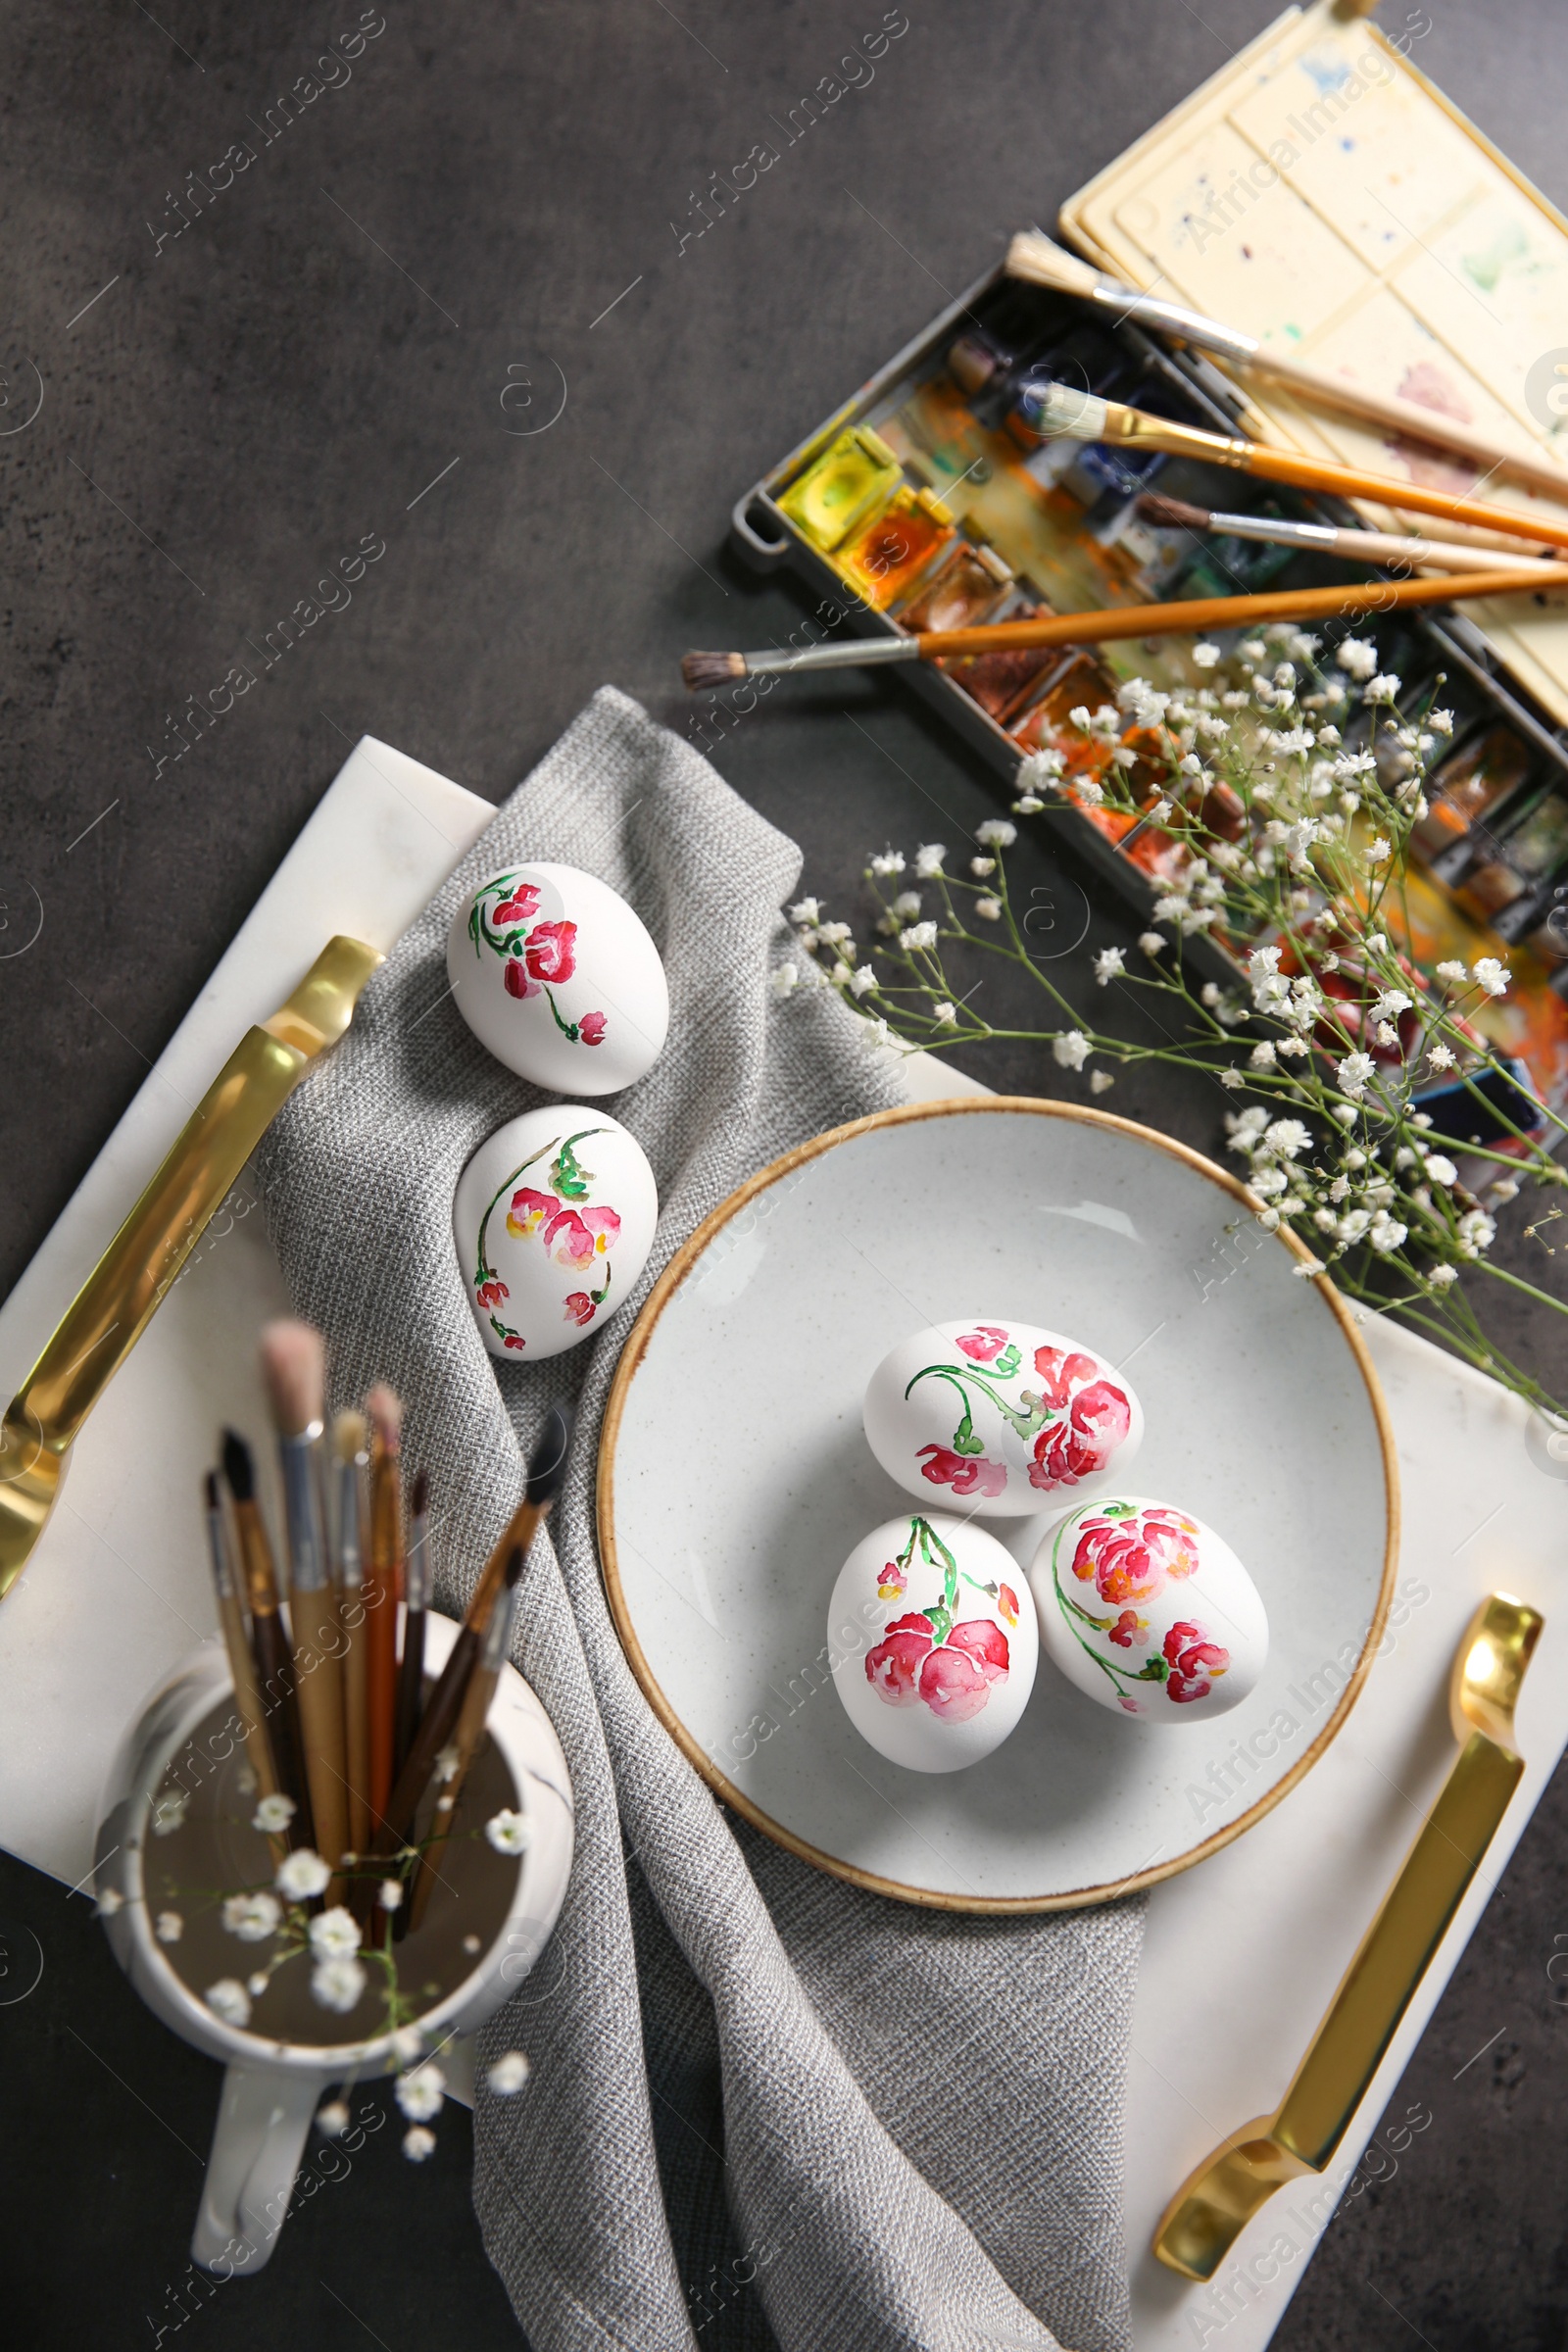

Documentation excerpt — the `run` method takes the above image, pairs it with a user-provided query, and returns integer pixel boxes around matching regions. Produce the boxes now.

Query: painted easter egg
[862,1319,1144,1519]
[829,1511,1038,1772]
[447,861,669,1097]
[1027,1494,1267,1724]
[454,1106,658,1362]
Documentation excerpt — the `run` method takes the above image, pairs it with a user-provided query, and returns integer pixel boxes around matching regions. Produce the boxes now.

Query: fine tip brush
[204,1467,290,1856]
[1136,492,1568,583]
[260,1320,349,1885]
[395,1467,430,1782]
[222,1427,315,1847]
[372,1404,572,1867]
[403,1561,520,1936]
[1004,226,1568,510]
[331,1409,372,1857]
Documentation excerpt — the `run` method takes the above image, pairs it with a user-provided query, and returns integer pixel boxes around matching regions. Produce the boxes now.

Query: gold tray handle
[1154,1591,1543,2281]
[0,937,382,1600]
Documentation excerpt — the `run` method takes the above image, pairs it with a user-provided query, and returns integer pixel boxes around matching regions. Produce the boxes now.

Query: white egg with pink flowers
[447,860,669,1096]
[861,1317,1144,1518]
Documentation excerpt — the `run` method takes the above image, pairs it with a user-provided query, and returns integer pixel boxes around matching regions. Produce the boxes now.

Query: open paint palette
[727,6,1568,1119]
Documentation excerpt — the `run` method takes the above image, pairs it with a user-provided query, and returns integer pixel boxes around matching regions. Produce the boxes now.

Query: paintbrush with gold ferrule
[221,1428,315,1847]
[204,1468,290,1860]
[260,1321,349,1889]
[1136,492,1568,582]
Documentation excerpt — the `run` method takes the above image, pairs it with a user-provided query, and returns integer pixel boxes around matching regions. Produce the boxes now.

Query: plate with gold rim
[597,1098,1397,1912]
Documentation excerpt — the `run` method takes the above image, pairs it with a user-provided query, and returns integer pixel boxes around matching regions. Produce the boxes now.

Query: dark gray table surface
[4,3,1567,2345]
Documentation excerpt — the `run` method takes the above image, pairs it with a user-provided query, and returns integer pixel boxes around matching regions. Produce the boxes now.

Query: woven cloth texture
[256,687,1145,2352]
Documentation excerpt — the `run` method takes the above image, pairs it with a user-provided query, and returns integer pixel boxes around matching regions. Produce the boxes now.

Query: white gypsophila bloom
[816,920,852,947]
[391,2025,424,2066]
[1178,752,1204,776]
[869,852,905,877]
[308,1906,362,1960]
[1110,746,1138,770]
[1200,982,1222,1007]
[1226,1106,1268,1147]
[1193,641,1221,668]
[1472,957,1511,998]
[849,965,877,998]
[1493,1177,1521,1204]
[1367,837,1393,863]
[155,1911,183,1944]
[152,1788,190,1838]
[486,1807,531,1856]
[1283,820,1324,868]
[276,1848,331,1901]
[247,1972,269,1996]
[1313,1207,1336,1232]
[1373,1021,1399,1050]
[1371,990,1412,1024]
[1271,729,1314,757]
[1424,1153,1458,1186]
[1093,947,1125,985]
[1264,1119,1311,1160]
[95,1886,123,1917]
[1249,944,1282,980]
[914,843,947,876]
[1337,1052,1376,1100]
[1364,673,1401,704]
[1336,636,1378,680]
[1333,1103,1358,1127]
[931,1001,957,1026]
[403,2127,437,2163]
[253,1794,296,1835]
[379,1879,404,1912]
[970,856,995,877]
[312,1956,368,2016]
[770,962,798,1000]
[1317,723,1342,747]
[1428,1264,1458,1289]
[205,1979,252,2029]
[1293,1256,1326,1280]
[1052,1030,1090,1071]
[1197,711,1231,740]
[900,922,938,952]
[1369,1215,1408,1254]
[223,1891,282,1942]
[891,890,921,919]
[1457,1209,1496,1258]
[1240,637,1266,662]
[1336,1208,1371,1245]
[488,2050,531,2095]
[862,1015,895,1053]
[1250,1167,1289,1198]
[1071,774,1105,808]
[1328,1176,1350,1202]
[1220,1068,1245,1090]
[1435,959,1467,984]
[788,898,820,925]
[1276,1035,1311,1057]
[1021,747,1066,782]
[974,897,1002,921]
[1255,1205,1281,1230]
[831,962,853,988]
[1250,1041,1277,1070]
[317,2100,350,2137]
[1089,1069,1115,1095]
[1013,795,1045,815]
[1429,709,1454,734]
[1139,931,1167,956]
[1151,894,1193,925]
[976,818,1016,848]
[396,2064,446,2124]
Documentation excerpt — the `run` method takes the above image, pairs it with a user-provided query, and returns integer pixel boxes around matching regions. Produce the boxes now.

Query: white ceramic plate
[599,1101,1397,1910]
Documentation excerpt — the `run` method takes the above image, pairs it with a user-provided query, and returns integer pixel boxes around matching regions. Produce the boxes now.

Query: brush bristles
[501,1541,526,1591]
[205,1468,221,1514]
[1138,493,1211,531]
[332,1408,369,1466]
[367,1383,403,1458]
[221,1427,256,1504]
[681,650,746,692]
[1005,229,1102,300]
[259,1319,326,1440]
[412,1468,429,1518]
[524,1404,573,1509]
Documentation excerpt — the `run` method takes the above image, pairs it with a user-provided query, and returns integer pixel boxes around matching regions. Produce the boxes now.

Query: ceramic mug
[94,1613,573,2274]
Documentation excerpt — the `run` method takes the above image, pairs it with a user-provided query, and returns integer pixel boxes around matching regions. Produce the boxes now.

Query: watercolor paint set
[729,2,1568,1117]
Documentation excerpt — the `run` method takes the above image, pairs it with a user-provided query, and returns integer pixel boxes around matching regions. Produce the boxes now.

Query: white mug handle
[191,2061,326,2274]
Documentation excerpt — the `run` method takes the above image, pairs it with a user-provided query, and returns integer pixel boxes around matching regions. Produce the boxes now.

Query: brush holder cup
[93,1613,573,2276]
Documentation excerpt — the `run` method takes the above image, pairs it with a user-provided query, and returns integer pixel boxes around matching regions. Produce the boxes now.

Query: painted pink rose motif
[504,956,541,1001]
[578,1010,608,1046]
[564,1292,596,1327]
[472,1126,620,1350]
[1107,1608,1147,1650]
[507,1187,557,1240]
[956,1324,1010,1363]
[1162,1620,1229,1705]
[863,1517,1011,1725]
[524,920,577,985]
[916,1444,1007,1499]
[475,1277,510,1310]
[1027,1349,1133,1492]
[1069,1504,1200,1606]
[544,1202,620,1269]
[492,885,541,926]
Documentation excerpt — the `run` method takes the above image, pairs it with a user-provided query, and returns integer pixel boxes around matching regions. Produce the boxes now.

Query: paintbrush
[1136,493,1568,581]
[204,1468,290,1857]
[1004,228,1568,509]
[403,1570,520,1935]
[395,1467,430,1780]
[331,1408,372,1858]
[371,1405,571,1864]
[682,564,1565,689]
[260,1322,349,1886]
[365,1384,404,1838]
[221,1428,315,1847]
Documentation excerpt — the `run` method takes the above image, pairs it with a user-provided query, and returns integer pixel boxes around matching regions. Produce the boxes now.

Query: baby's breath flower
[308,1907,362,1960]
[1428,1263,1458,1288]
[223,1891,282,1942]
[1367,837,1393,862]
[247,1971,269,1997]
[1435,958,1467,984]
[1424,1154,1458,1187]
[1013,794,1045,814]
[1472,956,1510,998]
[900,921,938,952]
[1294,1256,1326,1280]
[488,2050,531,2095]
[276,1849,331,1901]
[789,897,820,925]
[849,965,878,997]
[1264,1118,1311,1160]
[974,897,1002,921]
[1256,1204,1281,1229]
[1192,641,1221,668]
[1337,1052,1376,1101]
[396,2064,446,2123]
[1072,774,1105,808]
[1364,673,1401,704]
[914,843,947,876]
[1138,931,1167,956]
[1336,637,1378,680]
[403,2126,437,2163]
[379,1879,404,1912]
[869,853,905,877]
[770,962,798,1000]
[1093,947,1125,985]
[152,1788,190,1838]
[205,1979,252,2029]
[1429,708,1454,734]
[1250,1041,1277,1070]
[1089,1069,1115,1094]
[1240,637,1267,662]
[317,2099,351,2137]
[486,1807,531,1856]
[969,856,995,878]
[1220,1067,1245,1090]
[1457,1208,1496,1258]
[931,1001,957,1026]
[155,1911,183,1944]
[1052,1030,1090,1071]
[891,889,921,919]
[95,1886,123,1917]
[391,2026,424,2066]
[976,819,1016,849]
[253,1793,296,1835]
[311,1956,367,2015]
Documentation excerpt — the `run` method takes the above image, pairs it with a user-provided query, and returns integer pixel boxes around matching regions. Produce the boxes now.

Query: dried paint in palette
[1410,726,1535,868]
[897,543,1014,633]
[834,487,956,610]
[777,426,903,553]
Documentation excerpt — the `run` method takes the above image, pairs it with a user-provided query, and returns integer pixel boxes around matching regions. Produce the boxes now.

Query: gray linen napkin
[256,688,1145,2352]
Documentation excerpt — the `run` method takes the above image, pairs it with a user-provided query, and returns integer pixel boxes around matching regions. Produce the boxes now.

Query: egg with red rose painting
[829,1512,1038,1772]
[861,1319,1144,1519]
[447,861,669,1096]
[1026,1494,1267,1724]
[454,1105,658,1362]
